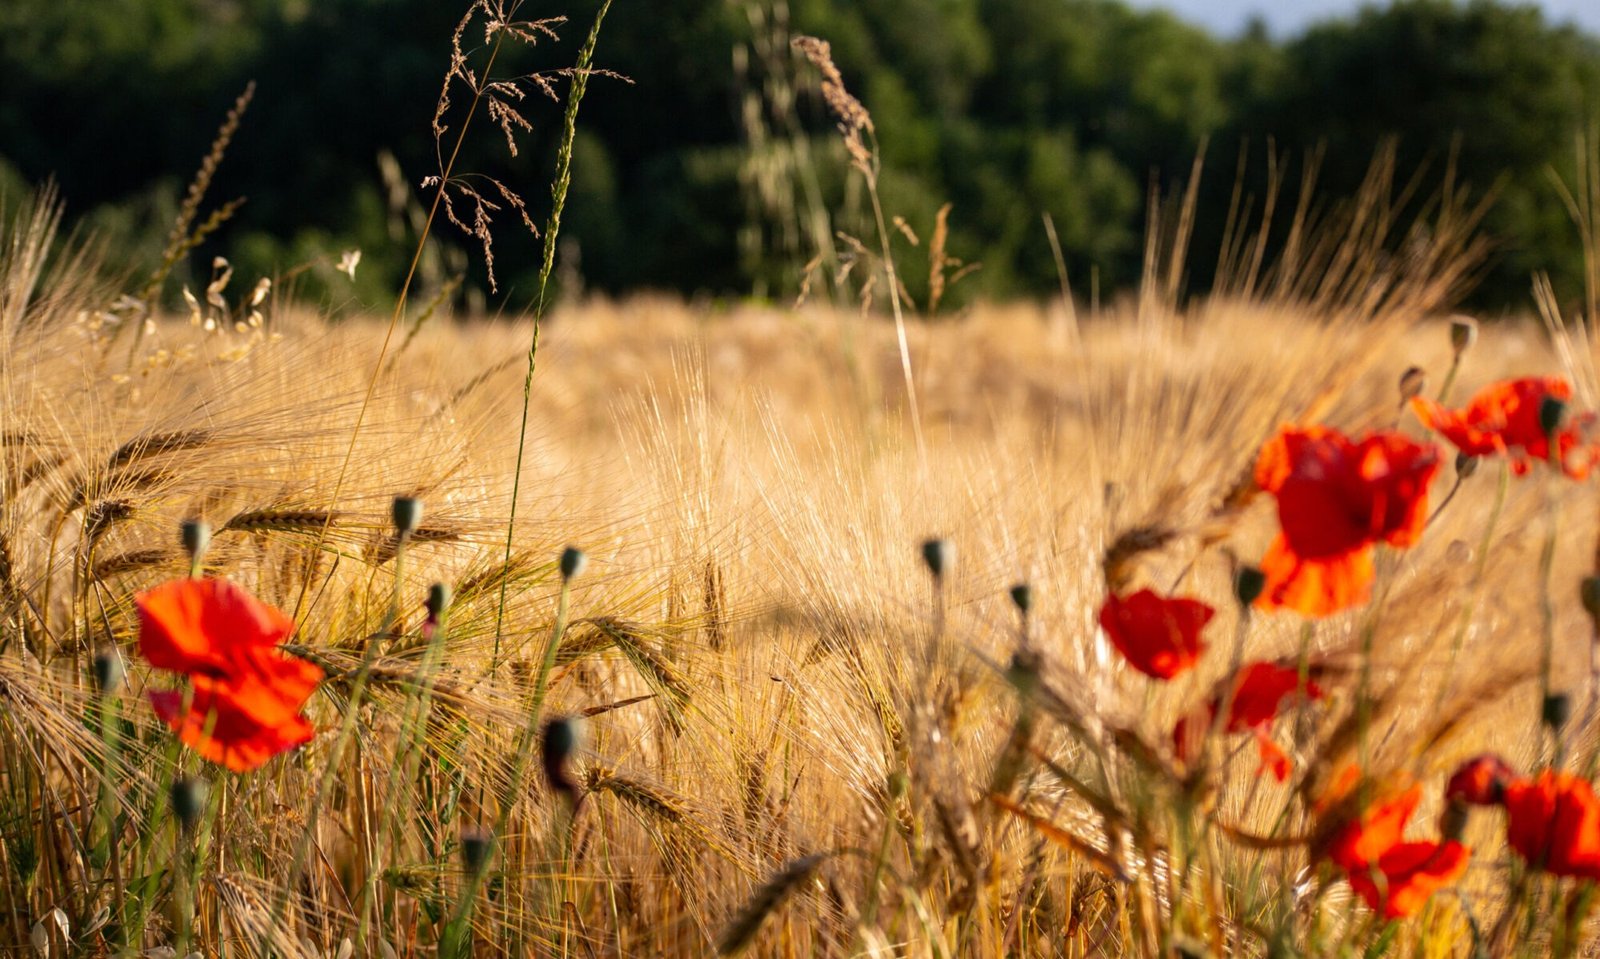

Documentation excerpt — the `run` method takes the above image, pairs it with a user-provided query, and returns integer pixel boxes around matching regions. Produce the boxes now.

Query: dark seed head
[1539,395,1568,438]
[179,519,210,565]
[460,829,493,875]
[1449,316,1478,355]
[541,716,584,805]
[920,539,952,579]
[1455,452,1479,479]
[1233,565,1266,608]
[391,497,423,537]
[92,650,124,695]
[1398,366,1427,402]
[1543,692,1572,732]
[559,546,587,581]
[425,582,451,620]
[169,777,208,835]
[1582,576,1600,623]
[1008,582,1032,615]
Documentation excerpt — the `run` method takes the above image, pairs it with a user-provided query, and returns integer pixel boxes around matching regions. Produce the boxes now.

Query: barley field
[6,171,1600,957]
[7,0,1600,953]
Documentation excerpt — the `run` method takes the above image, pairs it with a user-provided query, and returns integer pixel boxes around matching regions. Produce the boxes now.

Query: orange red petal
[1098,589,1213,680]
[137,578,295,677]
[1252,426,1437,618]
[1503,770,1600,880]
[1324,781,1469,919]
[137,577,321,773]
[1412,376,1597,479]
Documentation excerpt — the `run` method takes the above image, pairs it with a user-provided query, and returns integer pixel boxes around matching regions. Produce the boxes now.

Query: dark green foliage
[0,0,1596,310]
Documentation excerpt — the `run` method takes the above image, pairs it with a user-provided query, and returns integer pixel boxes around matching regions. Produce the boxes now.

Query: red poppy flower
[1411,377,1598,478]
[151,661,318,773]
[137,578,322,772]
[1098,589,1214,680]
[1444,754,1515,807]
[137,578,296,677]
[1171,662,1322,781]
[1502,771,1600,879]
[1253,426,1439,617]
[1324,783,1470,919]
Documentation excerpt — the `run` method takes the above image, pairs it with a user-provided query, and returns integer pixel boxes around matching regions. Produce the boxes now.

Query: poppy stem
[1537,478,1562,765]
[471,554,577,936]
[1425,462,1509,737]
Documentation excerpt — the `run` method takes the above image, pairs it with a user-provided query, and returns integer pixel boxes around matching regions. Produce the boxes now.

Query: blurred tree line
[1,0,1597,312]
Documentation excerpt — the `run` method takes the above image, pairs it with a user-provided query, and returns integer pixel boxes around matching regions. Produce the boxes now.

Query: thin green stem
[490,0,612,677]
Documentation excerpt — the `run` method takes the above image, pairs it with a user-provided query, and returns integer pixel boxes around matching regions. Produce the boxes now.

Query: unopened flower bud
[169,777,209,834]
[425,582,451,621]
[1449,316,1478,356]
[1543,692,1572,732]
[460,829,493,875]
[920,538,952,579]
[1008,583,1032,615]
[1233,564,1266,608]
[1398,366,1427,402]
[541,716,583,805]
[180,519,210,565]
[1539,395,1568,438]
[1455,452,1479,479]
[92,650,124,695]
[391,496,422,537]
[1582,576,1600,623]
[559,546,587,581]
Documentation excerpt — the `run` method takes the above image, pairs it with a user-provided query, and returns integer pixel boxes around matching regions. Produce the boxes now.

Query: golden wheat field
[9,172,1600,959]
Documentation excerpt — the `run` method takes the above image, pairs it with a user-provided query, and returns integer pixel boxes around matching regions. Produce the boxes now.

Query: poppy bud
[1445,539,1474,566]
[1233,564,1266,607]
[559,546,587,581]
[1455,452,1479,479]
[1539,395,1568,438]
[92,649,124,695]
[169,777,208,835]
[1008,583,1032,615]
[425,582,451,621]
[179,519,210,565]
[921,538,952,579]
[1582,576,1600,623]
[1449,316,1478,356]
[391,497,423,537]
[1445,754,1513,806]
[460,829,493,875]
[541,716,583,806]
[1398,366,1427,402]
[1543,692,1572,732]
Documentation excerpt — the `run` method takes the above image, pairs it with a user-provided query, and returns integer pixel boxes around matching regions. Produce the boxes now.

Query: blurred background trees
[1,0,1596,312]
